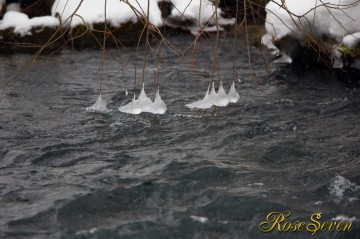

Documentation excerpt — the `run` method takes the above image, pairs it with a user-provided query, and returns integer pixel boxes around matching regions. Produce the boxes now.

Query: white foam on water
[331,215,357,222]
[190,215,208,223]
[329,175,360,203]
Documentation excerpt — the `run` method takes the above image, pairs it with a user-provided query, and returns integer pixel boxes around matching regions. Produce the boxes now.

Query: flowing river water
[0,32,359,239]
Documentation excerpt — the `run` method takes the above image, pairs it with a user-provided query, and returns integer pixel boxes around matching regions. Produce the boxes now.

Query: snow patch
[52,0,162,28]
[0,11,59,37]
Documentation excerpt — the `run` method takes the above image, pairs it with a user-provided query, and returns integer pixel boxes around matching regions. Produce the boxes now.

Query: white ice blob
[208,81,217,105]
[137,83,153,113]
[86,93,111,113]
[185,85,213,110]
[118,94,141,115]
[227,81,240,103]
[148,87,167,114]
[214,82,229,107]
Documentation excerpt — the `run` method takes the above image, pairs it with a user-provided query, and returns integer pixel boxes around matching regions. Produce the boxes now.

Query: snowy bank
[0,11,59,37]
[51,0,163,28]
[0,0,235,53]
[0,11,61,54]
[164,0,235,34]
[262,0,360,68]
[51,0,234,34]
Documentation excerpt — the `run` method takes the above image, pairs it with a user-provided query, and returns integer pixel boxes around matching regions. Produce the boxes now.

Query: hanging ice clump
[148,87,167,114]
[118,85,167,116]
[186,81,240,117]
[214,82,229,108]
[118,94,142,115]
[227,81,240,103]
[185,85,213,110]
[137,83,153,113]
[86,93,111,113]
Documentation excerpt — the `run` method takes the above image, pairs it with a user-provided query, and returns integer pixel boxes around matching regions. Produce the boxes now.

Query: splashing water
[329,175,360,203]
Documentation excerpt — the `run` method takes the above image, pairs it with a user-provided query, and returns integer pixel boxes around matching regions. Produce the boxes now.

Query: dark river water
[0,33,359,239]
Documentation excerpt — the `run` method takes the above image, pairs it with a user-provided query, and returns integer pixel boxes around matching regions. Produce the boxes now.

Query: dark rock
[0,25,64,54]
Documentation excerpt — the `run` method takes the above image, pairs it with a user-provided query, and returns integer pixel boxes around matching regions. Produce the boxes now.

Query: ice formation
[118,94,142,115]
[227,81,240,103]
[262,0,360,67]
[137,83,153,113]
[0,11,59,37]
[119,86,167,115]
[148,87,167,114]
[214,82,229,107]
[86,93,111,113]
[186,81,239,111]
[208,81,217,105]
[185,85,213,110]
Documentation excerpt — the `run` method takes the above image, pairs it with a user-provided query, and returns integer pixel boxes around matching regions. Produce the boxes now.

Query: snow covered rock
[51,0,163,28]
[164,0,235,34]
[262,0,360,68]
[0,10,61,54]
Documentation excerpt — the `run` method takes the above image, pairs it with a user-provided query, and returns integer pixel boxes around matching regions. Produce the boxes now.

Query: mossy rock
[66,21,146,50]
[338,44,360,59]
[0,26,64,55]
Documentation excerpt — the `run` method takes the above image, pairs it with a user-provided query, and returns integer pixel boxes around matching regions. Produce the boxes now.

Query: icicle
[148,87,167,114]
[86,93,111,113]
[137,83,153,112]
[227,81,240,103]
[118,94,142,114]
[214,81,229,107]
[208,81,217,105]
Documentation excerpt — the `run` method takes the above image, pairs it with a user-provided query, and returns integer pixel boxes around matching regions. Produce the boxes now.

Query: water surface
[0,34,359,239]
